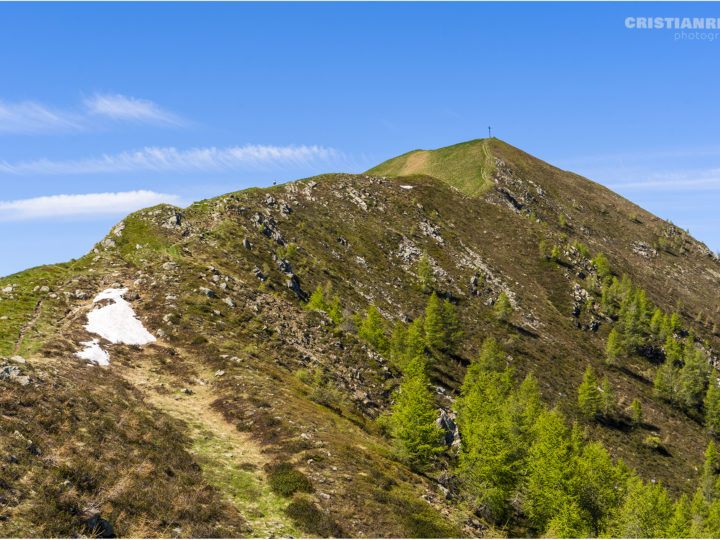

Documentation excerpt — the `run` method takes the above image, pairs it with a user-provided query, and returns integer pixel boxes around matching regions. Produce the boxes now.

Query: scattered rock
[9,356,26,364]
[162,213,183,229]
[436,410,458,446]
[215,370,225,377]
[630,241,658,258]
[253,267,266,281]
[199,287,216,298]
[0,365,30,386]
[222,297,236,308]
[85,514,115,538]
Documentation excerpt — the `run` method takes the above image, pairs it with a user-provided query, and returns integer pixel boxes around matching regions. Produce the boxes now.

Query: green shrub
[265,463,314,497]
[284,495,344,537]
[644,435,664,451]
[191,335,208,345]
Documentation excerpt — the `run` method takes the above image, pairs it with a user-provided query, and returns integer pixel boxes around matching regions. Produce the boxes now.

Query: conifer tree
[650,308,664,336]
[390,322,408,368]
[665,335,683,365]
[494,291,513,324]
[523,409,579,531]
[544,499,588,538]
[358,304,388,354]
[406,318,426,361]
[306,286,328,311]
[654,361,677,402]
[660,313,672,340]
[571,441,626,536]
[689,488,710,537]
[678,345,709,411]
[705,380,720,436]
[705,499,720,537]
[622,297,644,355]
[592,252,612,280]
[551,244,561,262]
[456,337,525,519]
[605,328,622,366]
[417,251,433,293]
[667,493,692,538]
[578,366,602,420]
[614,474,673,538]
[669,312,681,335]
[442,298,463,352]
[599,376,617,418]
[327,295,344,325]
[388,356,444,469]
[701,441,719,503]
[631,398,643,426]
[424,292,446,350]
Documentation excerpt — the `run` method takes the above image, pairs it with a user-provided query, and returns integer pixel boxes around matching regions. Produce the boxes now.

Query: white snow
[85,288,156,345]
[76,339,110,366]
[400,185,414,190]
[75,287,156,366]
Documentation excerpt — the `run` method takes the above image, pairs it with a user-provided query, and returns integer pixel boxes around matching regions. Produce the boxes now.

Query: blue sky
[1,2,719,277]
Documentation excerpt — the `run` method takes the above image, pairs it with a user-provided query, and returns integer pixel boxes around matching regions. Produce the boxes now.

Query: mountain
[1,138,720,538]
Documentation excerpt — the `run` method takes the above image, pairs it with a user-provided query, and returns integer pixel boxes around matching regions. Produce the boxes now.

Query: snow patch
[76,339,110,366]
[85,288,156,345]
[75,287,156,366]
[400,185,414,190]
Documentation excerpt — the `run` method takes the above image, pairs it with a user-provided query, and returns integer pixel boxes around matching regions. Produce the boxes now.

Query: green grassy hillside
[367,138,495,195]
[1,139,719,537]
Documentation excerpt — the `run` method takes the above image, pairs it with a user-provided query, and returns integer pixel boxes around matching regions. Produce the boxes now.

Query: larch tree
[578,366,602,420]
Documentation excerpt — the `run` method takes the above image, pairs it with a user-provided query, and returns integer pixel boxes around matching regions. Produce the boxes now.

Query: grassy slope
[1,139,720,536]
[367,138,494,195]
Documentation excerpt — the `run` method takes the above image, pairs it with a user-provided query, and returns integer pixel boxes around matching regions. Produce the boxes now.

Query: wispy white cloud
[0,144,339,175]
[608,169,720,191]
[0,94,184,134]
[0,100,81,134]
[0,190,181,220]
[84,94,184,126]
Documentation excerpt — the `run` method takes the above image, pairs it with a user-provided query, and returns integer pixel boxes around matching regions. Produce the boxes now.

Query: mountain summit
[1,139,719,538]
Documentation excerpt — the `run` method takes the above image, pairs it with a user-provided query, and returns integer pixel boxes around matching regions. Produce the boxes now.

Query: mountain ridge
[1,139,719,537]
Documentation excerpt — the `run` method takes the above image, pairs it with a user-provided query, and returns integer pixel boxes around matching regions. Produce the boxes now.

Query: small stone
[215,370,225,377]
[85,514,114,538]
[10,356,25,364]
[74,290,89,300]
[199,287,216,298]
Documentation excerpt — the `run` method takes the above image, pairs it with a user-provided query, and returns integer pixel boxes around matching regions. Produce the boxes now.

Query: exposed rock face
[436,410,460,447]
[631,241,658,258]
[0,364,30,386]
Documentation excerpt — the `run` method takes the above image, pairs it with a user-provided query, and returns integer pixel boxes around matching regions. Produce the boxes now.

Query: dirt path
[120,351,298,538]
[13,298,44,356]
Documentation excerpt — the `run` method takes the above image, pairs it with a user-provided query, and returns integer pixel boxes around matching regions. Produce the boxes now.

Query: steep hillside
[1,139,720,537]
